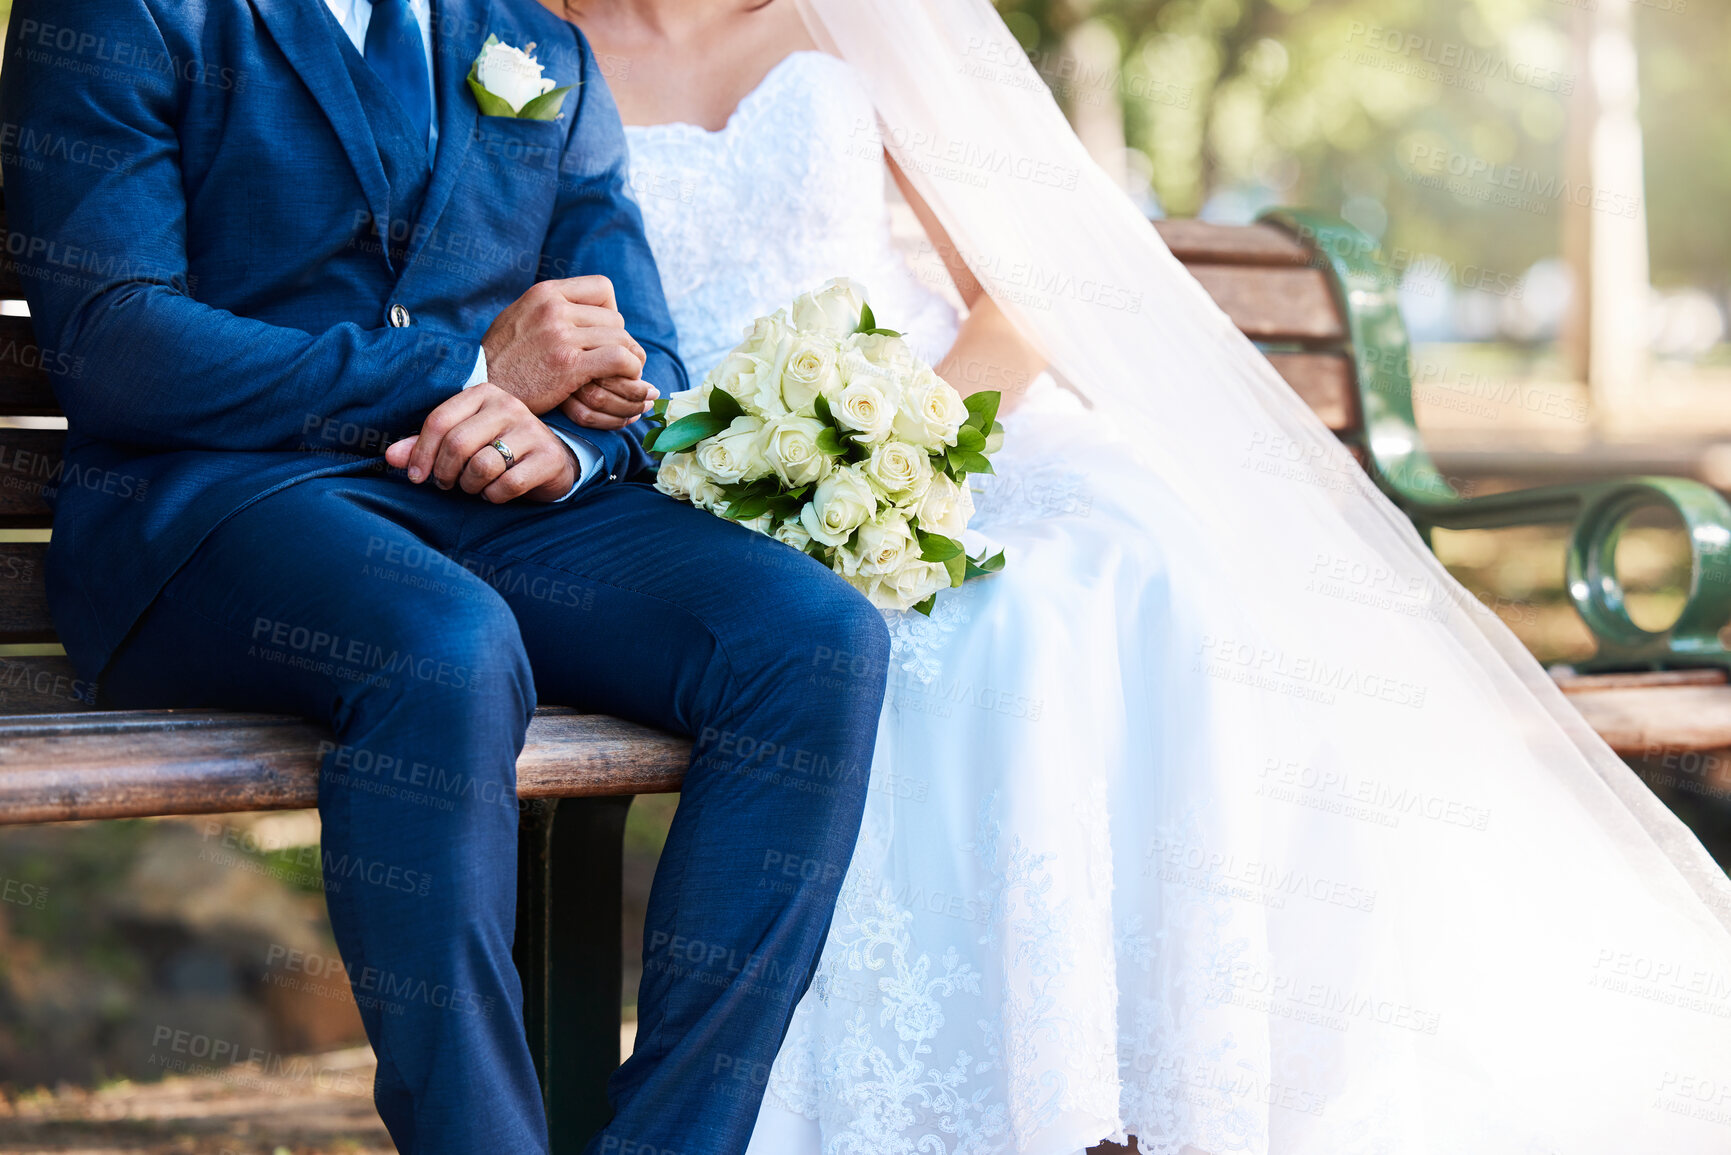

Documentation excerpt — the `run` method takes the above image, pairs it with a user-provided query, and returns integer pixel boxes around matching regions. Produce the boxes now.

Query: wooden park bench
[3,205,1730,1148]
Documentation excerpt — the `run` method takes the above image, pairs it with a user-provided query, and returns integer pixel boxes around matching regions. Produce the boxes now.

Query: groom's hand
[480,275,652,415]
[386,385,577,503]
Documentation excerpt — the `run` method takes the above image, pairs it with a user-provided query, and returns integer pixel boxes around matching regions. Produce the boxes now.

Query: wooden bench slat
[0,426,64,523]
[1556,680,1731,755]
[1187,265,1345,343]
[1263,352,1359,433]
[0,542,52,644]
[1155,220,1312,267]
[0,654,90,714]
[0,706,689,823]
[0,315,58,414]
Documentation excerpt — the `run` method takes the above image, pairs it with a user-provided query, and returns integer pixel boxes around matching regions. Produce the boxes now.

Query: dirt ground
[0,1046,390,1154]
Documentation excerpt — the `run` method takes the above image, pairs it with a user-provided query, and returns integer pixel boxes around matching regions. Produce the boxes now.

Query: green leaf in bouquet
[912,594,937,617]
[728,493,773,521]
[943,551,967,588]
[816,427,848,456]
[642,424,662,452]
[653,410,732,454]
[651,398,670,418]
[964,549,1007,579]
[963,390,1001,432]
[916,531,964,562]
[857,302,877,334]
[709,388,746,421]
[954,426,987,453]
[517,84,576,122]
[952,450,993,475]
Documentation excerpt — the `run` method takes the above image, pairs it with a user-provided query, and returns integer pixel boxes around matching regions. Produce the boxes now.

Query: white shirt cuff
[463,347,489,389]
[547,427,603,502]
[467,348,596,502]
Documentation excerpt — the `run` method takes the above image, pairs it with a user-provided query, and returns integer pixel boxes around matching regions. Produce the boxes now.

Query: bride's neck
[566,0,726,37]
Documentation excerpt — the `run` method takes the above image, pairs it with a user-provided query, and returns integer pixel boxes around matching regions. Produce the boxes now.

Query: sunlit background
[0,0,1726,1149]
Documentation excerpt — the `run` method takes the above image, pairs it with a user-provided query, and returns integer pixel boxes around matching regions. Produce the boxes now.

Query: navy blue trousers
[101,474,890,1155]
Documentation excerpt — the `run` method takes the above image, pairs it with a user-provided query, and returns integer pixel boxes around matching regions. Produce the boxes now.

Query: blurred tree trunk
[1561,0,1651,426]
[1062,18,1130,189]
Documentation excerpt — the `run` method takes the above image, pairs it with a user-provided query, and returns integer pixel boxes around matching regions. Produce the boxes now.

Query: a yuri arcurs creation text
[648,279,1006,613]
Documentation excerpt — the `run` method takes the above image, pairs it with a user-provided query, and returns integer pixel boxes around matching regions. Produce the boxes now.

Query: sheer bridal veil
[795,0,1731,1150]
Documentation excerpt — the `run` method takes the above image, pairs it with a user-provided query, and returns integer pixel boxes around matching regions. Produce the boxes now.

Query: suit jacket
[0,0,685,679]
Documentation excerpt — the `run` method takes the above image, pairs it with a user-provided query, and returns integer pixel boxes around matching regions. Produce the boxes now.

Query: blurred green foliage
[996,0,1723,293]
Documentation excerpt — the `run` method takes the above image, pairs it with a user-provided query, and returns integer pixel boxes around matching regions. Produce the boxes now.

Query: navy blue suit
[1,2,889,1152]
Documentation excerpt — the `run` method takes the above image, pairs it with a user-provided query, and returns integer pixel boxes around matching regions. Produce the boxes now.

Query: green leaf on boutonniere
[517,84,575,122]
[709,387,745,421]
[467,71,519,118]
[652,411,731,455]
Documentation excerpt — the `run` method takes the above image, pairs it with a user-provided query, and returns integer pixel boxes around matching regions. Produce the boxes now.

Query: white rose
[762,414,833,488]
[864,439,933,501]
[694,416,767,484]
[894,370,969,449]
[476,40,558,114]
[838,514,916,578]
[656,452,724,509]
[799,466,878,547]
[781,335,842,411]
[662,382,713,425]
[912,471,975,540]
[710,351,788,419]
[734,510,775,536]
[863,557,952,612]
[773,520,813,552]
[851,332,919,376]
[653,451,695,500]
[791,278,869,338]
[833,378,896,444]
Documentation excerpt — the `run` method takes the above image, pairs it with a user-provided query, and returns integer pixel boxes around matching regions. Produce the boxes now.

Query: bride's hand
[935,295,1043,415]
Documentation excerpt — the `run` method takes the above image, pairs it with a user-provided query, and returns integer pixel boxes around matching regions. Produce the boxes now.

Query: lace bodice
[624,52,959,384]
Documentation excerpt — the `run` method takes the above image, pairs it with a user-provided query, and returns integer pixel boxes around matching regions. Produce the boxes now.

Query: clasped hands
[384,276,657,503]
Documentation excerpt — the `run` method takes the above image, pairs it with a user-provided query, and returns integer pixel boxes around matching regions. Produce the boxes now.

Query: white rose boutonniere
[469,36,574,120]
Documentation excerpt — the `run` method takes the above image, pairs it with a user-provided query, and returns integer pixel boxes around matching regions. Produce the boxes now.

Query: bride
[557,0,1731,1152]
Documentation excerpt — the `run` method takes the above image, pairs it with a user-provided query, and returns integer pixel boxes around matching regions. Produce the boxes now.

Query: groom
[0,0,889,1152]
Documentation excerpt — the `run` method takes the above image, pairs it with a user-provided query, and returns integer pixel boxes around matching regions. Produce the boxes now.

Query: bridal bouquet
[645,279,1005,614]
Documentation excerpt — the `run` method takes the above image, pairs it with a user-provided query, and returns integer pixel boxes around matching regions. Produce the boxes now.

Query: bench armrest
[1256,208,1731,673]
[1416,478,1731,671]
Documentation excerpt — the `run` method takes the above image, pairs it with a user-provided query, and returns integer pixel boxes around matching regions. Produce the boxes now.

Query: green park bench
[1,205,1728,1147]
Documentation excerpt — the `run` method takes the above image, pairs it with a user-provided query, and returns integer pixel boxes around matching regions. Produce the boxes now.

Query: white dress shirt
[323,0,599,496]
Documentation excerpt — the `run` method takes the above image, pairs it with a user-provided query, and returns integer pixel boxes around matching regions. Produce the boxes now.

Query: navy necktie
[364,0,432,147]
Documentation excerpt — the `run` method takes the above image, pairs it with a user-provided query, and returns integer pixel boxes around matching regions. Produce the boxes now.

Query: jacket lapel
[250,0,393,238]
[404,0,492,270]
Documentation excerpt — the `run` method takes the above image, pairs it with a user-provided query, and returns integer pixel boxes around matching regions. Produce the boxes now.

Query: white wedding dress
[623,49,1731,1155]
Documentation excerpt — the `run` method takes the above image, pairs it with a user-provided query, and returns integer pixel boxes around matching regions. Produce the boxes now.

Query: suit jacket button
[608,473,618,482]
[388,303,412,328]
